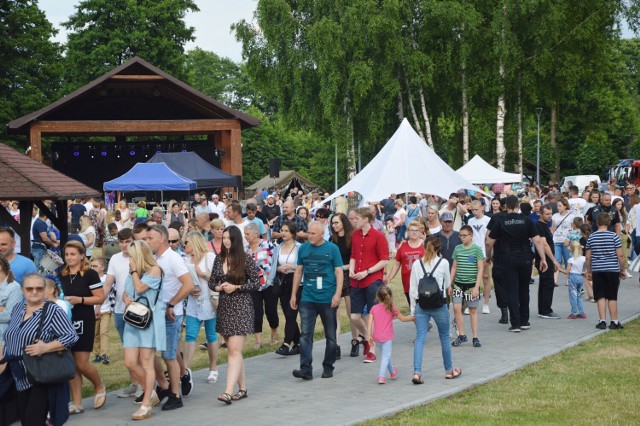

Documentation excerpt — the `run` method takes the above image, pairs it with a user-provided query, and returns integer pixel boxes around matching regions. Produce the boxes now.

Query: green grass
[361,318,640,425]
[82,261,411,397]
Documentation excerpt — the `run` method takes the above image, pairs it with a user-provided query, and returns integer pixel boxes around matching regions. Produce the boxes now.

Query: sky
[38,0,257,62]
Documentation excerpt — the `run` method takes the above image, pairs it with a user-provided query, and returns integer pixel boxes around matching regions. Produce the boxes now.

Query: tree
[63,0,198,89]
[0,0,62,142]
[184,48,274,113]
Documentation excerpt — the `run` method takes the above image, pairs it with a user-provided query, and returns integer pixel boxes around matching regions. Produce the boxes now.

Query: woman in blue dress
[122,240,166,420]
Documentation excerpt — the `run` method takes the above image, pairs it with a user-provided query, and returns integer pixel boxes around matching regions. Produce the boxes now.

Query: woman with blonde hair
[207,219,225,254]
[122,240,165,420]
[60,240,107,414]
[79,215,96,257]
[393,199,408,242]
[183,231,219,384]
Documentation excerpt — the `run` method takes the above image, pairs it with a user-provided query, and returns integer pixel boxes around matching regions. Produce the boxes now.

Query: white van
[560,175,601,193]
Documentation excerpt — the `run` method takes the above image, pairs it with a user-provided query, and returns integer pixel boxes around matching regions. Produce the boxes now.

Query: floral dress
[208,253,260,336]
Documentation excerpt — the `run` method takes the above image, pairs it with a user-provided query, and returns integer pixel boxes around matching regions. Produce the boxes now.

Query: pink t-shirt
[370,304,399,343]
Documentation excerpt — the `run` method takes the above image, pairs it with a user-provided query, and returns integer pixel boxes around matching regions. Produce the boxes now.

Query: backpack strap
[419,260,428,276]
[430,257,443,276]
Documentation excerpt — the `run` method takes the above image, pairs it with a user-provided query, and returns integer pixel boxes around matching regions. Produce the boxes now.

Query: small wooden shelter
[0,144,101,256]
[6,56,259,188]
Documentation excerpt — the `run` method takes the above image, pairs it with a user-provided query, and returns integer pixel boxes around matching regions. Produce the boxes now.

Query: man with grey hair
[291,221,343,380]
[141,224,194,410]
[245,203,267,239]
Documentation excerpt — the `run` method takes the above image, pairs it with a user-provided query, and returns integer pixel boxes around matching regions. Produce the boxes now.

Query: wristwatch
[167,303,175,309]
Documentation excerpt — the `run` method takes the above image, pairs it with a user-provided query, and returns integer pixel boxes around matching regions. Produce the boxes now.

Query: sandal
[131,405,152,420]
[270,334,280,346]
[217,392,232,405]
[445,367,463,379]
[231,389,248,401]
[411,373,423,385]
[93,385,107,409]
[68,404,84,415]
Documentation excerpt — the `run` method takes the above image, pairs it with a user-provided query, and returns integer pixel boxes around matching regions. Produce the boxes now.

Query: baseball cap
[267,194,275,199]
[440,211,454,222]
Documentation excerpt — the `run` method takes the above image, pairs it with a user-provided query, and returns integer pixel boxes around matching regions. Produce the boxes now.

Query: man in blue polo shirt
[291,221,343,380]
[0,227,36,283]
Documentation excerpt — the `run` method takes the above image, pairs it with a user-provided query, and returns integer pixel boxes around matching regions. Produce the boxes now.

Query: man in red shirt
[349,207,389,363]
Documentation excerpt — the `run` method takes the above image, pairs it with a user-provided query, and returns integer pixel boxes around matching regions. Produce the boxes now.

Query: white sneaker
[207,370,218,383]
[463,307,470,315]
[118,383,138,398]
[482,304,490,314]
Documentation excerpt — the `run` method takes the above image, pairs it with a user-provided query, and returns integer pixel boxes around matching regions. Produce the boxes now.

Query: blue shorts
[185,316,217,343]
[162,315,183,360]
[350,280,382,315]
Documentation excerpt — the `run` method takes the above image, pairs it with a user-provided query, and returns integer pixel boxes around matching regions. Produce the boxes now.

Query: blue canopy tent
[103,162,197,191]
[146,151,240,188]
[104,163,197,207]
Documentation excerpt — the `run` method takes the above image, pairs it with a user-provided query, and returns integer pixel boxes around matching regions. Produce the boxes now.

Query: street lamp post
[536,108,543,185]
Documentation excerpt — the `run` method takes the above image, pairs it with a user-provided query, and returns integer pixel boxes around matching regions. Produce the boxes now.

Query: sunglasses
[24,286,45,293]
[168,239,180,244]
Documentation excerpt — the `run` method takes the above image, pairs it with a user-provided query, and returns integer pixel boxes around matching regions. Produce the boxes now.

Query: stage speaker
[269,159,281,178]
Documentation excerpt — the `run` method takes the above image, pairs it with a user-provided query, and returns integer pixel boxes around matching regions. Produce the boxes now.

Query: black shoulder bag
[124,272,163,329]
[22,302,77,385]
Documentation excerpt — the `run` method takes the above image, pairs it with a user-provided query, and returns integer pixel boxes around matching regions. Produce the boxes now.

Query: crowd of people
[0,178,633,424]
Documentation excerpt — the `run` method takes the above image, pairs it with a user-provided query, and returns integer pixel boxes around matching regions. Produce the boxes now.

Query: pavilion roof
[0,143,101,200]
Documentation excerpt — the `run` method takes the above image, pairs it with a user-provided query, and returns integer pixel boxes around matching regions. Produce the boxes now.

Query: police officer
[485,196,548,332]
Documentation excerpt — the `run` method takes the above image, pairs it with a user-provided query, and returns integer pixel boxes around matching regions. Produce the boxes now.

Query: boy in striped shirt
[585,212,626,330]
[449,225,485,347]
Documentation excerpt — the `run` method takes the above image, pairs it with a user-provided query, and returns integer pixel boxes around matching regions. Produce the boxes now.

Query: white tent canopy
[325,118,483,204]
[456,154,522,184]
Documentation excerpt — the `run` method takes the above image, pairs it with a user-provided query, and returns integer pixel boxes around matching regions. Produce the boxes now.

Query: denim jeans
[31,247,45,269]
[568,273,585,315]
[377,340,395,378]
[413,304,452,374]
[299,301,337,375]
[114,313,125,342]
[554,243,570,267]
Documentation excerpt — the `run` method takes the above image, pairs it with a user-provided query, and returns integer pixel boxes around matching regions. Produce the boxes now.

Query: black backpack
[417,257,444,309]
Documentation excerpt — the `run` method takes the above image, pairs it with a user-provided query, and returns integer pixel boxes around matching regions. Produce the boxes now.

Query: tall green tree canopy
[0,0,62,140]
[63,0,199,89]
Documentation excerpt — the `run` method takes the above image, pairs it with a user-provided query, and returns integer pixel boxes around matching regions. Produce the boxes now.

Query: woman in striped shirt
[2,273,78,425]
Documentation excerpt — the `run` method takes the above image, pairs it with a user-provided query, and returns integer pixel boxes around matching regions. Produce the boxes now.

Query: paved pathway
[70,278,640,425]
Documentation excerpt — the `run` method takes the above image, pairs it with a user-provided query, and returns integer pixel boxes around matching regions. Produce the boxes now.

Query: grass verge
[361,317,640,425]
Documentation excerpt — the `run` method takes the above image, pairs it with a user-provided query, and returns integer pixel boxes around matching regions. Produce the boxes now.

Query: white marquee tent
[325,118,483,204]
[456,154,522,184]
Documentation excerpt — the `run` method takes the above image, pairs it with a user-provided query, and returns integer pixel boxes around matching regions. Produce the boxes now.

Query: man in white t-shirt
[567,185,586,218]
[227,203,249,247]
[84,197,94,215]
[468,200,492,314]
[208,194,226,218]
[145,224,194,410]
[103,229,139,397]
